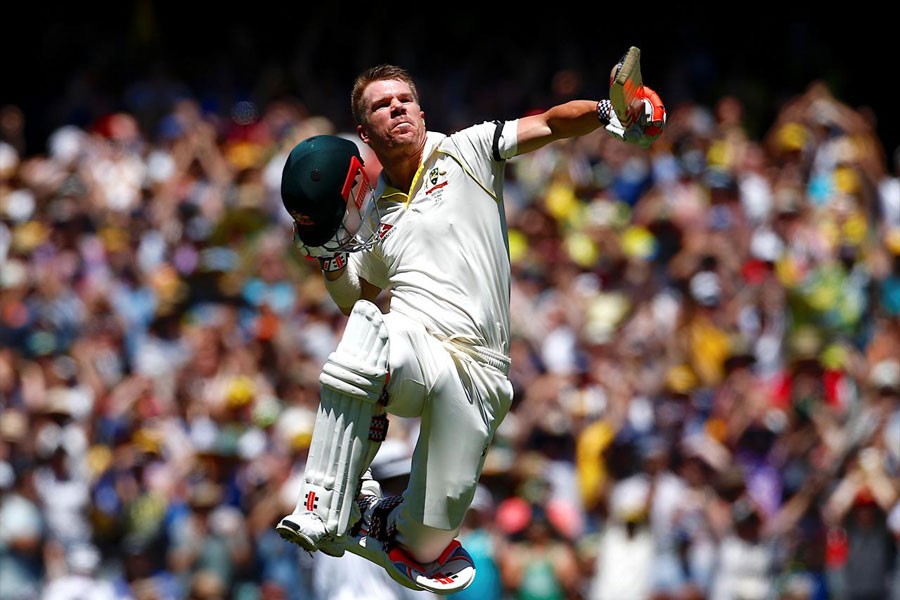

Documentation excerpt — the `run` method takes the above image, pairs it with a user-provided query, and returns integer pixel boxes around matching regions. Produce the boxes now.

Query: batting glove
[601,86,667,148]
[318,253,350,272]
[635,86,666,146]
[292,224,349,272]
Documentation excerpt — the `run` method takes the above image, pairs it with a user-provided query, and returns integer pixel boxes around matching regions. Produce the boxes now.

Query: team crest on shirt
[425,167,448,200]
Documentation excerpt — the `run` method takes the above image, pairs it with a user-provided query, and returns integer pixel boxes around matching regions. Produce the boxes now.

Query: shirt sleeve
[451,120,518,165]
[493,119,519,161]
[351,245,389,290]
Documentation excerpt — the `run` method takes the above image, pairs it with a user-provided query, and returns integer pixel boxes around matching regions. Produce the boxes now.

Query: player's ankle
[407,538,462,566]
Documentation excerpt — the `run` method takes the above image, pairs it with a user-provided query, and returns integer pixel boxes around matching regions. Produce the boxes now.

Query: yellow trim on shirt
[403,162,428,209]
[378,131,499,209]
[380,187,409,203]
[376,158,427,209]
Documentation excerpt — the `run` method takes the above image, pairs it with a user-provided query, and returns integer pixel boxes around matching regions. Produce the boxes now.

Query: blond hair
[351,64,419,126]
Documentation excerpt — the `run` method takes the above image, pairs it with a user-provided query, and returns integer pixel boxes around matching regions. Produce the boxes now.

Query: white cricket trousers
[380,311,513,563]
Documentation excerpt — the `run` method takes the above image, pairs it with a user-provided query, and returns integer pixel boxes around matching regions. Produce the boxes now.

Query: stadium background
[5,8,900,161]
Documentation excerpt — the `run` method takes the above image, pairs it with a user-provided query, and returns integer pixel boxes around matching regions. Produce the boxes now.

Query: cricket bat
[610,46,643,128]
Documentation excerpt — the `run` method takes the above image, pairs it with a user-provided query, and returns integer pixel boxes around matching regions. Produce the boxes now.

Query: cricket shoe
[353,494,475,594]
[385,539,476,595]
[282,492,477,594]
[276,468,383,557]
[275,511,336,555]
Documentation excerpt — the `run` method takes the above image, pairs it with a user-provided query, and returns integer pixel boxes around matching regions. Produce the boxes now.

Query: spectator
[41,543,116,600]
[497,499,581,600]
[586,474,656,600]
[0,464,45,600]
[823,447,899,600]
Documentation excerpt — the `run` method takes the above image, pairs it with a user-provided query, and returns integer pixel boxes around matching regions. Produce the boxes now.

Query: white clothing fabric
[41,575,116,600]
[348,122,519,541]
[353,122,518,358]
[708,535,774,600]
[588,524,655,600]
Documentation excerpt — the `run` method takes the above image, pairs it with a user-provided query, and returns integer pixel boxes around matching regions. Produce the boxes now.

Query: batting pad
[297,300,390,536]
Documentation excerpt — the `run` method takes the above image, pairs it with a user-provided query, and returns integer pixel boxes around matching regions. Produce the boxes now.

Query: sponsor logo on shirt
[377,223,395,241]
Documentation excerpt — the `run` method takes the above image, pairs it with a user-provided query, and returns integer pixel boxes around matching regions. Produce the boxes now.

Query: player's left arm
[515,100,605,155]
[514,88,666,155]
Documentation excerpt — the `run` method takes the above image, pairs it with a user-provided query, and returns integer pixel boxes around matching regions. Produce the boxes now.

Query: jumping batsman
[276,54,667,594]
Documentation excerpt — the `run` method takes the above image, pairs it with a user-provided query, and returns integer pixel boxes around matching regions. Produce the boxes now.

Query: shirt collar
[374,131,446,201]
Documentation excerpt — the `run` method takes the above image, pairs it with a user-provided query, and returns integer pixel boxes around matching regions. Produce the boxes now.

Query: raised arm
[515,100,607,155]
[514,87,666,156]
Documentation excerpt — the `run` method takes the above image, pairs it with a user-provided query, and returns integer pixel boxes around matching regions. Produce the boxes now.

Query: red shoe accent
[353,537,474,593]
[388,546,425,571]
[435,539,463,564]
[387,546,425,587]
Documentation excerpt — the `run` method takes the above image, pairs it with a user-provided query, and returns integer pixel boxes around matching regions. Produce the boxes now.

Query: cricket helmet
[281,135,380,252]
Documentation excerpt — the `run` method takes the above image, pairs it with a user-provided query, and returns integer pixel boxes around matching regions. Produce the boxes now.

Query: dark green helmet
[281,135,380,253]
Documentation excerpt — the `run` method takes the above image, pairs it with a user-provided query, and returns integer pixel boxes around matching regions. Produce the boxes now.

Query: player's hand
[635,86,666,146]
[292,223,348,272]
[605,85,667,148]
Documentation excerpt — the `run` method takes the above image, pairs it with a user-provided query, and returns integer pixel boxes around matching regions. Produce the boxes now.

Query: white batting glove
[292,224,348,272]
[603,105,630,141]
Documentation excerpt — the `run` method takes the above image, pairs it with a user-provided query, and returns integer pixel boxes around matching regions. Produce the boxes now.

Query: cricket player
[276,62,666,594]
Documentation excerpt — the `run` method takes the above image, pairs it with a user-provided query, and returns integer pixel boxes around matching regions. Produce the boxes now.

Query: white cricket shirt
[352,121,519,357]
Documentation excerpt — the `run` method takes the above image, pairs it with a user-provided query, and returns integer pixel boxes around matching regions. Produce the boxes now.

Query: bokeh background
[2,8,899,600]
[6,8,900,155]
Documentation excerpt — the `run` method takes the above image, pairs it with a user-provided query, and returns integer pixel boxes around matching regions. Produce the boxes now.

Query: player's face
[357,79,426,156]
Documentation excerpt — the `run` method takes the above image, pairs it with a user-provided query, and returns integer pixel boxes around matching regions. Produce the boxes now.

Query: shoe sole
[277,519,346,557]
[276,519,320,553]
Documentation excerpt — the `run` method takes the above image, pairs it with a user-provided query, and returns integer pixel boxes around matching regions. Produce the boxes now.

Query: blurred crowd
[1,69,899,600]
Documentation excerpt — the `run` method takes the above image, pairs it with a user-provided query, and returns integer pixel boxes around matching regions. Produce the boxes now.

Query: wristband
[597,99,613,126]
[319,252,349,273]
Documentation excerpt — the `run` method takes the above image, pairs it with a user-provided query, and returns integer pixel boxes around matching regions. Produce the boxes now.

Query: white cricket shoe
[277,468,383,556]
[276,511,333,554]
